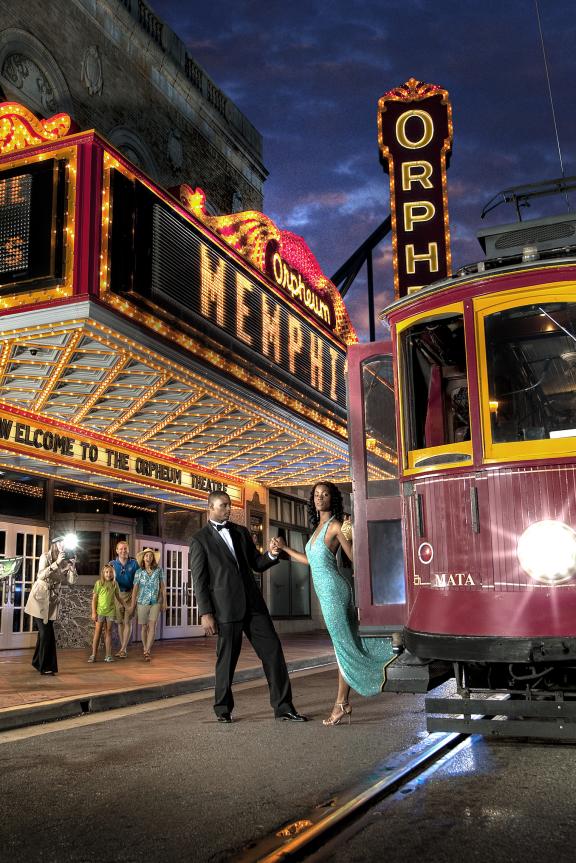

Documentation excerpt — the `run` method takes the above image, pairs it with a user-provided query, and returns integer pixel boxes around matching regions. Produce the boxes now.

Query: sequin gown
[306,516,394,696]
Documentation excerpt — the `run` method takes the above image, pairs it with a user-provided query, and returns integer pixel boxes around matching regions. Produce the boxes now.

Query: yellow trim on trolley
[475,280,576,463]
[396,302,473,475]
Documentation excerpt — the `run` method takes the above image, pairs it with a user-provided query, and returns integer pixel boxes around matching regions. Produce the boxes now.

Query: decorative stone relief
[2,52,56,113]
[54,584,93,648]
[81,45,103,97]
[54,584,123,651]
[167,127,183,170]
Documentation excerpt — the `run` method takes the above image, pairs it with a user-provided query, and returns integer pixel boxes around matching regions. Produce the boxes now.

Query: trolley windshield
[485,302,576,443]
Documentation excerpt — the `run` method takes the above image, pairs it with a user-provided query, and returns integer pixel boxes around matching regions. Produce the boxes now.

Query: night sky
[151,1,576,340]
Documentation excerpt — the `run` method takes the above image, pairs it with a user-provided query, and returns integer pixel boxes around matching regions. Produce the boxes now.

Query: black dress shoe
[216,713,233,723]
[276,710,308,722]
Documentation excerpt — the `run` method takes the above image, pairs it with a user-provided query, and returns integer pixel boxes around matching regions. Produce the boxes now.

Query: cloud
[150,0,576,340]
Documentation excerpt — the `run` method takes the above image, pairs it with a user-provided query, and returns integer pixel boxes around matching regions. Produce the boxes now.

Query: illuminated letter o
[396,110,434,149]
[272,252,283,284]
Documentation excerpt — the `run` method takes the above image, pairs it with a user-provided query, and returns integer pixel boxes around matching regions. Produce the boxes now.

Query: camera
[62,533,78,560]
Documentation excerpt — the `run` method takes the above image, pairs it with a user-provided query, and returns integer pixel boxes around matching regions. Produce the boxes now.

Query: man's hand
[273,535,286,550]
[201,613,218,636]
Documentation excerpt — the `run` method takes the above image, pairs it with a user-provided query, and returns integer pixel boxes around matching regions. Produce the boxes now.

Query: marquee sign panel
[108,169,349,413]
[0,157,66,289]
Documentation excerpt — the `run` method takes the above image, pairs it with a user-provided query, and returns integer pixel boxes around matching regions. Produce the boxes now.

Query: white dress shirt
[210,521,277,563]
[210,520,236,559]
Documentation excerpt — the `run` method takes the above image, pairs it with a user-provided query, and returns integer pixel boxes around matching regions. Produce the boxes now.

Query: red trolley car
[349,215,576,724]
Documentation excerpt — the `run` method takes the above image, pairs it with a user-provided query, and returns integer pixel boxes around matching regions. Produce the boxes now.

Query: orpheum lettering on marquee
[0,410,242,504]
[265,243,334,328]
[377,78,453,299]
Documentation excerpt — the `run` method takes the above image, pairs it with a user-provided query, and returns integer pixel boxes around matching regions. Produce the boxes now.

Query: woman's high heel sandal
[323,702,352,726]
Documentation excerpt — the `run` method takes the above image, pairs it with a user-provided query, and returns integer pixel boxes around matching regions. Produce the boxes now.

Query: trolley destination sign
[0,409,242,503]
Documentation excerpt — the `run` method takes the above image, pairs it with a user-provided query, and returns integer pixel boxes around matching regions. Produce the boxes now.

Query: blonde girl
[89,564,125,663]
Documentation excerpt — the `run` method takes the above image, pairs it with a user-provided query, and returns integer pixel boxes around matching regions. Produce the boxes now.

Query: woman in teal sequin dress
[277,482,394,725]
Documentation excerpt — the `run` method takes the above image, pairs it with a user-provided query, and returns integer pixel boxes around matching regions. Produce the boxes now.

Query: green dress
[306,516,394,696]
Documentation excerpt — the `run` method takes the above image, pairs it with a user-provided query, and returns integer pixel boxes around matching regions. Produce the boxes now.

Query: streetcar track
[236,730,470,863]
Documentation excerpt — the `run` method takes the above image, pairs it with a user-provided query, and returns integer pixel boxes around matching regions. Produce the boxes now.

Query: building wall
[0,0,267,213]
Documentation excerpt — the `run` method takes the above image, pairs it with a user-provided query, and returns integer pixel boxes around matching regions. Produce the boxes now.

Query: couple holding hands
[190,482,393,726]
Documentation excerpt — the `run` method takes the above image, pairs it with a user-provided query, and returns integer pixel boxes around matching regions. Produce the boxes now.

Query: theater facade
[0,102,392,648]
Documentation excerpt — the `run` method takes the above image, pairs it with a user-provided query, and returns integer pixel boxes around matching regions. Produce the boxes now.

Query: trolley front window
[400,310,472,470]
[485,302,576,444]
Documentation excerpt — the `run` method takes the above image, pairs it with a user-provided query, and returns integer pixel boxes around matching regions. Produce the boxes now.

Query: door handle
[470,486,480,534]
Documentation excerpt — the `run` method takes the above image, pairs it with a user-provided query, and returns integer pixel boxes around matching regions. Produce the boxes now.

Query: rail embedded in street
[237,731,467,863]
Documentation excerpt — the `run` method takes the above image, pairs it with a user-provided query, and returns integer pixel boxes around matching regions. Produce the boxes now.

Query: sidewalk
[0,632,335,732]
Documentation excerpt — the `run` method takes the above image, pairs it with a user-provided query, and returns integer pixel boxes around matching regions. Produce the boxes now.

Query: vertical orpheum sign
[377,79,453,299]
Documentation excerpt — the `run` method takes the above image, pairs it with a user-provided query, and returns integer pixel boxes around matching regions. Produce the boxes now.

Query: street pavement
[0,666,428,862]
[3,662,576,862]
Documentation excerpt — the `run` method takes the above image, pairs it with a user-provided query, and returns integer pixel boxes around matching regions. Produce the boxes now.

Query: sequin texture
[306,516,394,696]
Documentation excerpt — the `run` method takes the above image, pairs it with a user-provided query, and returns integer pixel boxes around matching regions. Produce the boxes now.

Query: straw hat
[136,547,161,568]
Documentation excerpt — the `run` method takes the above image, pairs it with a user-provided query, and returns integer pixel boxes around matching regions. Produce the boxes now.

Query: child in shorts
[89,564,126,663]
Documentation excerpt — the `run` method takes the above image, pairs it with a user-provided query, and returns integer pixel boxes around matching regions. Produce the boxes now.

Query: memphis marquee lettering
[378,79,453,299]
[150,203,346,408]
[0,418,234,498]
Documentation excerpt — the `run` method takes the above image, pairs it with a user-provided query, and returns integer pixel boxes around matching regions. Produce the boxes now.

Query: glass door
[164,543,203,637]
[0,523,49,649]
[347,342,406,633]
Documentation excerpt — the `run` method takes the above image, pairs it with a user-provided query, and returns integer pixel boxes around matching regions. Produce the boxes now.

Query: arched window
[107,126,158,178]
[0,28,73,116]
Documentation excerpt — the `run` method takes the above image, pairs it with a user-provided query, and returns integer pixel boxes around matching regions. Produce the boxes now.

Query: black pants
[32,618,58,674]
[214,611,292,717]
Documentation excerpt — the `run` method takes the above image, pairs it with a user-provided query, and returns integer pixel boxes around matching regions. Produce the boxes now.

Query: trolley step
[426,692,576,739]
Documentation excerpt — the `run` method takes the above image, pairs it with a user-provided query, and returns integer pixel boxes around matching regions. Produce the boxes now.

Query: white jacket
[24,552,77,624]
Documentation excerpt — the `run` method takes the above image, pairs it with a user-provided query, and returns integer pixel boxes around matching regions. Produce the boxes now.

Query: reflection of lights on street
[517,520,576,584]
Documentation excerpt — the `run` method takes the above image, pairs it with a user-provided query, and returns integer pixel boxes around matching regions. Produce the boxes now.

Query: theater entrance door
[0,522,49,650]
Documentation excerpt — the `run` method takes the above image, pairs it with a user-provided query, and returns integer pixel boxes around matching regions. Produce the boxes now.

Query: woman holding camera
[25,535,77,675]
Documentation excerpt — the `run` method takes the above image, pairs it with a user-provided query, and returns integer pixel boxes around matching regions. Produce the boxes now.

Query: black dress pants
[214,611,292,717]
[32,618,58,674]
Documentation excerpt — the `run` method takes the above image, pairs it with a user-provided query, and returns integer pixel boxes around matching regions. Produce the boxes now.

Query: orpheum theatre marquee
[0,101,396,510]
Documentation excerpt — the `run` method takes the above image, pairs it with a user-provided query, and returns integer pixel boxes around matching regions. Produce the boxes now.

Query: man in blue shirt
[110,540,138,657]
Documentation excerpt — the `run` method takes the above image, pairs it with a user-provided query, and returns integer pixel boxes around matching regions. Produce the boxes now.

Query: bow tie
[214,522,228,531]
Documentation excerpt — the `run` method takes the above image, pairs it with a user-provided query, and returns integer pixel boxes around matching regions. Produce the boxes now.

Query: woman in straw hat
[129,548,166,661]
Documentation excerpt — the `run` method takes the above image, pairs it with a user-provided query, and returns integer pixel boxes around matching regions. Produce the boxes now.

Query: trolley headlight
[517,520,576,584]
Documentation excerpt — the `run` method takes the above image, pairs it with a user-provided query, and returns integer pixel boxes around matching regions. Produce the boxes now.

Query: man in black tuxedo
[189,491,307,723]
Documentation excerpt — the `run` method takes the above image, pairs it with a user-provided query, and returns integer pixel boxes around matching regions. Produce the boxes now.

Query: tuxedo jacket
[189,522,279,623]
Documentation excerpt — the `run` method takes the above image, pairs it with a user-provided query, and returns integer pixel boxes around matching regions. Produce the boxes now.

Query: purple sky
[152,1,576,340]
